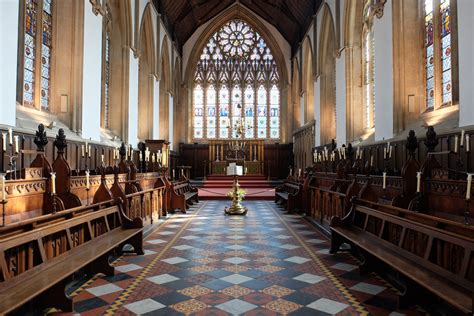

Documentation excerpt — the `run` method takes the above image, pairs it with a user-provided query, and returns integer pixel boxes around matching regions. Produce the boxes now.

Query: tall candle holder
[6,153,18,180]
[51,192,57,214]
[0,199,6,227]
[464,199,470,225]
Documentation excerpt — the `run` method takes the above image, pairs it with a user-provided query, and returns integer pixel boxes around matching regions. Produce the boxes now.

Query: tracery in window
[22,0,53,110]
[193,19,280,141]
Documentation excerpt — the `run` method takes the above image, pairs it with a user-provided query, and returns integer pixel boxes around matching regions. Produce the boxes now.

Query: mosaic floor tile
[71,201,425,316]
[170,298,208,314]
[215,298,258,314]
[220,285,253,298]
[264,298,302,314]
[261,285,295,298]
[124,298,165,314]
[177,285,213,298]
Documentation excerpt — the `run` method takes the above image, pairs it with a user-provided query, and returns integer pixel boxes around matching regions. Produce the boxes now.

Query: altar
[208,140,264,175]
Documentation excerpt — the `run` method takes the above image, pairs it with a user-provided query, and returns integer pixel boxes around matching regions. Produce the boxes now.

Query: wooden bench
[170,180,198,213]
[330,199,474,315]
[0,199,144,314]
[275,181,302,212]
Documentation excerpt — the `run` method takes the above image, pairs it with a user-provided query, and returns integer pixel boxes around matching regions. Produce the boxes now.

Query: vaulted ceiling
[153,0,322,55]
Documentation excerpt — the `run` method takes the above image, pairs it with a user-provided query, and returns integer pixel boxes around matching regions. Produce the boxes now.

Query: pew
[170,178,198,213]
[0,198,143,314]
[275,179,303,212]
[330,198,474,315]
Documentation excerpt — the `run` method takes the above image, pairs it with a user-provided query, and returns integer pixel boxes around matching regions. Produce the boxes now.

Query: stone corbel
[371,0,387,19]
[90,0,105,16]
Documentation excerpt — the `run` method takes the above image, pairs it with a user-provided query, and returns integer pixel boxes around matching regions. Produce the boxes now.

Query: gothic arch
[292,58,302,129]
[318,4,337,145]
[137,4,155,140]
[303,36,314,124]
[104,0,132,139]
[173,57,182,145]
[159,36,171,140]
[184,4,289,142]
[343,0,365,141]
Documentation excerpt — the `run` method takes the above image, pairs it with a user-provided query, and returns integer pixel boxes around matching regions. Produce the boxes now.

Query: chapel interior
[0,0,473,315]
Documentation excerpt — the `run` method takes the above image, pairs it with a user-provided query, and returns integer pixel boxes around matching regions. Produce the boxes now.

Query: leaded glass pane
[193,19,280,140]
[103,30,111,128]
[440,0,452,105]
[40,0,53,111]
[425,0,435,108]
[23,0,38,107]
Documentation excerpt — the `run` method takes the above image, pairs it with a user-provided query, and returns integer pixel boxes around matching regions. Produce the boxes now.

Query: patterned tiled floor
[68,201,425,315]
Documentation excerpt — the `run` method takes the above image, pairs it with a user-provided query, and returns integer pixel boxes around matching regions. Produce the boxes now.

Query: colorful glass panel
[425,0,435,108]
[206,85,216,138]
[363,30,375,128]
[193,19,280,140]
[269,85,279,139]
[194,85,204,138]
[40,0,52,110]
[440,0,452,105]
[23,0,38,107]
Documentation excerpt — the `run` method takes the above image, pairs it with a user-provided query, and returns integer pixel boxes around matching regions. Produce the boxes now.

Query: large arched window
[424,0,455,109]
[193,19,280,141]
[21,0,54,111]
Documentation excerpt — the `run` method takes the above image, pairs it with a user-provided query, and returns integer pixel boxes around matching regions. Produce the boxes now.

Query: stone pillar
[128,54,139,146]
[81,1,102,141]
[336,50,347,145]
[0,0,18,127]
[458,0,474,127]
[374,0,394,141]
[153,79,160,138]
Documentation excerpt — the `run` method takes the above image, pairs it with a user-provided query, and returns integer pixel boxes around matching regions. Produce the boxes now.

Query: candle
[51,172,56,194]
[467,174,472,200]
[389,145,392,158]
[181,169,184,176]
[101,154,104,163]
[382,172,387,189]
[466,134,470,152]
[416,171,422,193]
[8,128,12,145]
[383,147,387,159]
[298,169,301,177]
[343,149,346,160]
[289,168,293,176]
[85,170,90,190]
[2,133,6,151]
[81,145,85,157]
[370,154,374,167]
[245,167,248,174]
[0,174,6,201]
[172,169,175,179]
[461,130,465,146]
[14,135,19,154]
[88,145,91,157]
[454,135,458,153]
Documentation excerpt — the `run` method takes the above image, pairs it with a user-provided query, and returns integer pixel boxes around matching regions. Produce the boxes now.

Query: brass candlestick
[224,175,248,215]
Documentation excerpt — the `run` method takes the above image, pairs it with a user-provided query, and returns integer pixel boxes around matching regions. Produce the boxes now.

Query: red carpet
[199,174,275,200]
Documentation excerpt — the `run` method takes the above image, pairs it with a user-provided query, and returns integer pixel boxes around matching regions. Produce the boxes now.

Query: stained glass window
[193,19,280,141]
[424,0,454,108]
[425,0,435,109]
[22,0,53,110]
[23,0,38,108]
[440,0,452,105]
[363,29,375,129]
